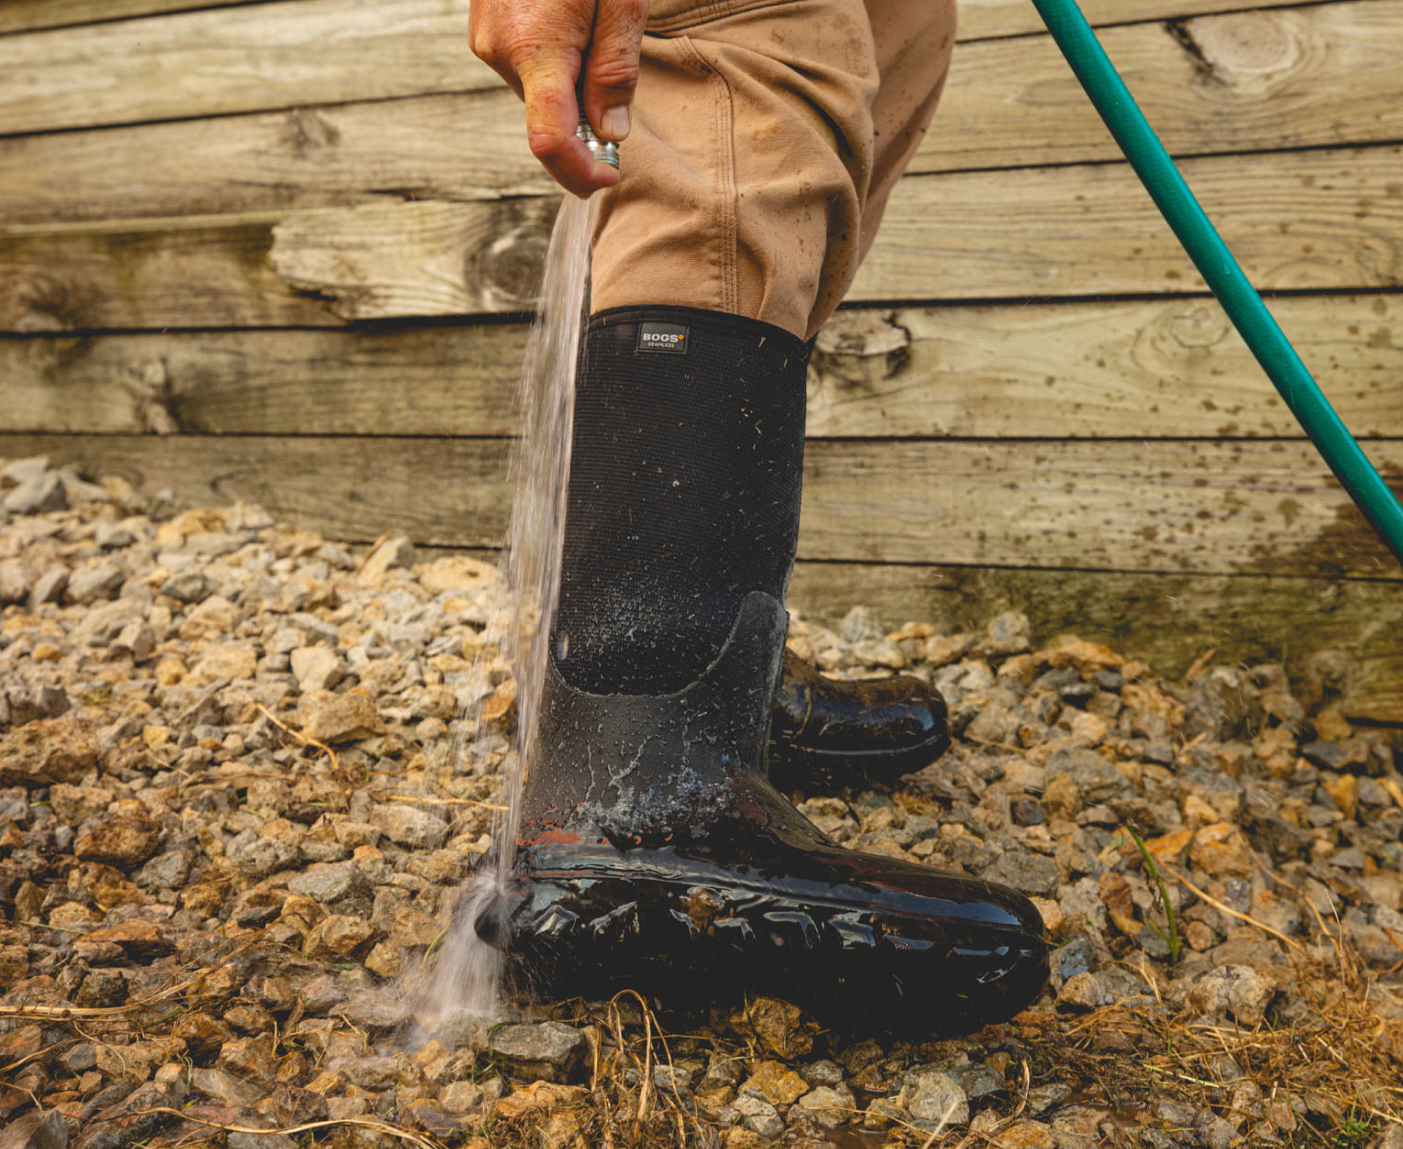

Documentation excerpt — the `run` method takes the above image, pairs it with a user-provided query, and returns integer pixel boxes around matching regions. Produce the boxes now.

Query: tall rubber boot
[480,307,1047,1032]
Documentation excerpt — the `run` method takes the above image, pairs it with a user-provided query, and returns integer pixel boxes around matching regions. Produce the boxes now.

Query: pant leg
[588,0,956,341]
[859,0,957,272]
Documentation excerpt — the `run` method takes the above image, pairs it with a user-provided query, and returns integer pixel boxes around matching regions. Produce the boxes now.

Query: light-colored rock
[370,803,448,849]
[1186,964,1275,1025]
[3,471,66,515]
[0,561,31,604]
[191,643,258,683]
[732,1094,785,1137]
[904,1069,969,1128]
[65,562,125,604]
[418,555,495,594]
[301,690,384,744]
[358,535,416,585]
[291,646,343,693]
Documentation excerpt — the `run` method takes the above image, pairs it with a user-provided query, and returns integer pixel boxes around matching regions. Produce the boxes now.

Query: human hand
[469,0,648,198]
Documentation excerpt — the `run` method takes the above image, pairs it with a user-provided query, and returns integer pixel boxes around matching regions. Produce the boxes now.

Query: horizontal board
[4,294,1402,439]
[0,0,1300,40]
[1,434,1397,577]
[10,3,1403,230]
[0,1,290,36]
[0,214,334,332]
[787,562,1403,723]
[959,0,1333,41]
[0,90,547,228]
[810,297,1403,439]
[0,324,528,435]
[0,0,496,136]
[5,143,1402,330]
[928,1,1403,172]
[0,0,1337,140]
[853,144,1403,303]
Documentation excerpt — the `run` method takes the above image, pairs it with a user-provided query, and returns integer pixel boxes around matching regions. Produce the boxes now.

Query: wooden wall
[1,0,1400,720]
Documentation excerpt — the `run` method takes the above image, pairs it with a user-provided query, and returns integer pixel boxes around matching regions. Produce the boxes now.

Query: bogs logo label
[637,321,689,354]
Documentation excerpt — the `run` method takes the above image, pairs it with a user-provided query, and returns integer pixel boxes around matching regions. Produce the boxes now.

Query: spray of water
[412,193,598,1036]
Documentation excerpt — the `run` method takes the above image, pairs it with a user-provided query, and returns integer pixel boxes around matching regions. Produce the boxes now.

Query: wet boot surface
[483,592,1048,1033]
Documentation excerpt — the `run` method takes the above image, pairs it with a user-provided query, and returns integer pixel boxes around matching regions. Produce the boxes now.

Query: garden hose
[1030,0,1403,567]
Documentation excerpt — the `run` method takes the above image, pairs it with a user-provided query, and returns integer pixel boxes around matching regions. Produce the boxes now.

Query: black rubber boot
[769,650,951,793]
[479,307,1047,1032]
[484,592,1046,1031]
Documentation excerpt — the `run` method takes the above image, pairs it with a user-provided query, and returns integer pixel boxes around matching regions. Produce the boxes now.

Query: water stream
[414,192,598,1035]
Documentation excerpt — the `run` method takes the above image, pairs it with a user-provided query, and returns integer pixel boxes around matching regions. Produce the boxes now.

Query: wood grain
[0,199,557,331]
[4,295,1401,438]
[958,0,1333,41]
[0,0,1302,40]
[0,0,294,35]
[0,0,495,135]
[786,562,1403,723]
[6,143,1401,330]
[0,214,332,333]
[808,297,1403,439]
[1,433,1396,577]
[12,2,1403,231]
[854,144,1403,303]
[0,324,528,435]
[928,2,1403,172]
[0,0,1338,139]
[0,90,548,228]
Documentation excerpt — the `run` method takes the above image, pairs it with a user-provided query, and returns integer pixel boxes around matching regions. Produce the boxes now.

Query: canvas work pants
[588,0,956,341]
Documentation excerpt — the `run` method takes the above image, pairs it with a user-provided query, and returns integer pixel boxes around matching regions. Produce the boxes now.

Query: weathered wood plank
[0,324,528,435]
[0,90,545,228]
[928,2,1403,172]
[6,143,1401,330]
[0,214,335,332]
[854,144,1403,303]
[0,434,1396,577]
[0,200,557,332]
[0,0,1336,137]
[12,3,1403,230]
[958,0,1330,41]
[809,297,1403,439]
[4,295,1400,438]
[0,0,495,136]
[786,562,1403,723]
[0,0,1304,41]
[0,0,289,36]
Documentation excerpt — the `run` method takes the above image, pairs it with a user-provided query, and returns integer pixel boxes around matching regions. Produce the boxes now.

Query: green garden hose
[1030,0,1403,568]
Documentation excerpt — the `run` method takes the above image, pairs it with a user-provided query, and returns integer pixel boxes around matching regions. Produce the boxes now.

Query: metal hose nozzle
[577,113,620,170]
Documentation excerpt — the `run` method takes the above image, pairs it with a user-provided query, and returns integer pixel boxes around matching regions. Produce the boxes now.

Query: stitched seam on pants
[646,0,797,34]
[674,35,738,315]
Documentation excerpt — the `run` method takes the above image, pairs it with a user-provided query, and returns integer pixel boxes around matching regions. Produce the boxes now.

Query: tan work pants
[589,0,956,341]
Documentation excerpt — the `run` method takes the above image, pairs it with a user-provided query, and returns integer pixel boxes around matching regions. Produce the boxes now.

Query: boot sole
[489,845,1048,1035]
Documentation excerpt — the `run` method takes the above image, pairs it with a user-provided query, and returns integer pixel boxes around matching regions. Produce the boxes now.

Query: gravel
[1,453,1402,1148]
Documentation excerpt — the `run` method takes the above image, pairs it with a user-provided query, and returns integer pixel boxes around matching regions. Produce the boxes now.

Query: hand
[469,0,648,198]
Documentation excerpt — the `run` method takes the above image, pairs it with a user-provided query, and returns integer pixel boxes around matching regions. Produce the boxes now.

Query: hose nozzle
[577,113,620,171]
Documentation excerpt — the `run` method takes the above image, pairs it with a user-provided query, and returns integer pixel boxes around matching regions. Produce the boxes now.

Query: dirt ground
[2,456,1402,1149]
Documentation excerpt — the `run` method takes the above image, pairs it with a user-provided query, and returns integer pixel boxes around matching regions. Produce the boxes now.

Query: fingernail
[600,105,630,140]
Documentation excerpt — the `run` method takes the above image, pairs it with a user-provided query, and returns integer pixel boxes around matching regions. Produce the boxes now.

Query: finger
[581,0,648,142]
[520,59,621,197]
[467,13,525,99]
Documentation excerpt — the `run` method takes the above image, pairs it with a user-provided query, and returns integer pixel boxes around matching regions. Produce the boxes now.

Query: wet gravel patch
[2,454,1402,1149]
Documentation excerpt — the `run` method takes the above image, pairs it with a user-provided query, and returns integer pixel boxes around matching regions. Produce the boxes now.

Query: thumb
[581,0,648,142]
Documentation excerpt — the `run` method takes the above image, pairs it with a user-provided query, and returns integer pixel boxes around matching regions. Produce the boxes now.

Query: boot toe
[490,844,1047,1034]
